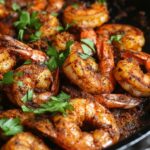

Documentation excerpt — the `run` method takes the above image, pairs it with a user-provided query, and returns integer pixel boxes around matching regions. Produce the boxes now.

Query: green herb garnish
[23,60,32,65]
[21,91,73,115]
[0,0,5,4]
[51,12,58,17]
[79,38,95,59]
[57,23,73,32]
[97,0,106,4]
[30,31,42,42]
[72,3,79,9]
[109,34,123,43]
[21,89,33,103]
[12,3,21,11]
[0,71,14,84]
[45,40,74,71]
[15,71,24,77]
[17,81,24,87]
[14,11,42,41]
[0,118,23,136]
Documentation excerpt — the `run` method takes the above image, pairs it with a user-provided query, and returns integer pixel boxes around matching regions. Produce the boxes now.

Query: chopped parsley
[30,31,42,42]
[21,91,73,115]
[0,118,23,136]
[57,23,73,32]
[72,3,79,9]
[12,3,21,11]
[0,0,5,4]
[97,0,106,4]
[17,81,24,87]
[15,71,24,77]
[109,34,123,43]
[0,71,14,85]
[23,60,32,65]
[79,38,95,59]
[14,11,42,41]
[21,89,33,103]
[51,12,58,17]
[45,40,74,71]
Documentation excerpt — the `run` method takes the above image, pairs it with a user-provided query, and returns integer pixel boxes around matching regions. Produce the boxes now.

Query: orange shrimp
[63,28,115,94]
[114,50,150,97]
[63,2,109,28]
[96,24,145,51]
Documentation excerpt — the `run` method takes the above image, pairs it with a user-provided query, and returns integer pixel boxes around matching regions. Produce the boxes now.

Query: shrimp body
[2,132,50,150]
[63,29,115,94]
[94,94,141,109]
[6,64,59,107]
[29,0,47,12]
[39,14,60,39]
[23,98,120,150]
[63,2,109,28]
[97,24,145,51]
[47,0,65,13]
[0,48,16,79]
[0,4,9,18]
[52,32,75,52]
[114,53,150,97]
[0,35,48,63]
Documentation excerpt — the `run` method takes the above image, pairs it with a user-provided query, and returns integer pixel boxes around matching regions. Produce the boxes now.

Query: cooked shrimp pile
[0,0,149,150]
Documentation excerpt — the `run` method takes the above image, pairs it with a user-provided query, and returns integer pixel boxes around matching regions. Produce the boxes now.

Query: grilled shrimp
[97,24,145,51]
[5,64,59,107]
[63,29,115,94]
[29,0,47,12]
[2,132,50,150]
[62,85,141,109]
[0,35,48,63]
[0,4,9,18]
[0,35,48,79]
[52,32,75,52]
[0,48,16,79]
[114,50,150,97]
[94,94,141,109]
[63,2,109,28]
[23,98,120,150]
[39,13,60,39]
[46,0,65,13]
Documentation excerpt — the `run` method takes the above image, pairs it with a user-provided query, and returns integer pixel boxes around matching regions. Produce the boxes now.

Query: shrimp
[0,22,15,36]
[63,2,109,28]
[96,24,145,52]
[114,50,150,97]
[0,109,34,123]
[0,102,119,150]
[23,98,120,150]
[0,48,16,79]
[29,0,47,12]
[94,94,141,109]
[0,35,49,79]
[52,32,75,52]
[2,132,50,150]
[0,35,48,63]
[63,29,115,94]
[39,13,60,39]
[5,64,59,107]
[62,84,141,109]
[46,0,65,13]
[0,4,9,18]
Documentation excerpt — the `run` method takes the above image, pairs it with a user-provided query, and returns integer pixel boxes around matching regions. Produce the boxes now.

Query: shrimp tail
[94,94,141,109]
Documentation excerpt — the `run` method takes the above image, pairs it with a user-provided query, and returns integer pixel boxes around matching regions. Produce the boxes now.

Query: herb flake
[0,118,23,136]
[21,89,33,103]
[21,91,73,115]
